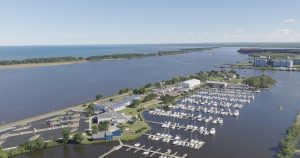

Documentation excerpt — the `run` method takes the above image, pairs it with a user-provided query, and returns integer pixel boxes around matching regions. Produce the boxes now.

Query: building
[93,104,108,114]
[92,129,122,141]
[206,81,227,88]
[272,60,293,68]
[179,79,201,90]
[254,58,268,67]
[111,95,141,111]
[294,58,300,65]
[95,111,130,124]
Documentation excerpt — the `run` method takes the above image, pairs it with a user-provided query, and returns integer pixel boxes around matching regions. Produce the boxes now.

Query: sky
[0,0,299,45]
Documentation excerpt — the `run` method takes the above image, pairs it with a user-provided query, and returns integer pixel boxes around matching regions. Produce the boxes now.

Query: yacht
[134,143,140,147]
[209,128,216,135]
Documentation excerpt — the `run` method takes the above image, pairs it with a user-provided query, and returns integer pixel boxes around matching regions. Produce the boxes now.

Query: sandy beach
[0,61,85,70]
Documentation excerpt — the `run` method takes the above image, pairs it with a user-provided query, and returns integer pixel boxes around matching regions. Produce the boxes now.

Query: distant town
[229,48,300,71]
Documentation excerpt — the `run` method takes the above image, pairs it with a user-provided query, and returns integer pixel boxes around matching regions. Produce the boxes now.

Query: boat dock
[98,139,188,158]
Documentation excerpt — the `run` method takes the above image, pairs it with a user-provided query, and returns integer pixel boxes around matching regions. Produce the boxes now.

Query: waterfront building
[294,58,300,65]
[272,60,293,68]
[206,81,227,88]
[93,104,108,114]
[254,58,268,67]
[95,111,131,124]
[111,95,141,111]
[179,79,201,90]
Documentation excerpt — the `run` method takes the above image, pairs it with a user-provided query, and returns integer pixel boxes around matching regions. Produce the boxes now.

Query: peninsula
[0,47,217,69]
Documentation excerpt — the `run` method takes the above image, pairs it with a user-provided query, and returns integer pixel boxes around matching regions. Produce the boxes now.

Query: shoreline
[0,61,84,70]
[0,92,130,131]
[0,47,217,70]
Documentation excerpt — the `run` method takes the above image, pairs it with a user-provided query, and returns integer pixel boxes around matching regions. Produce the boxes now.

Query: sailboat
[279,106,283,111]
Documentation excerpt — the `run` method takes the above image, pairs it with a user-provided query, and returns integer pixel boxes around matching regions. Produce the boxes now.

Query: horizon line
[1,41,300,47]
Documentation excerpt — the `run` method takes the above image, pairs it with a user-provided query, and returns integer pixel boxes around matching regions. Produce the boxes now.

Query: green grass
[227,79,244,84]
[293,65,300,68]
[207,76,225,81]
[120,121,150,141]
[120,107,139,116]
[118,99,160,141]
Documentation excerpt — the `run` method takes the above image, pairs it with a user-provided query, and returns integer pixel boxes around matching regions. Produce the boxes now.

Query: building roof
[93,104,107,111]
[181,79,200,85]
[206,81,227,84]
[96,111,126,121]
[111,95,141,110]
[92,131,112,139]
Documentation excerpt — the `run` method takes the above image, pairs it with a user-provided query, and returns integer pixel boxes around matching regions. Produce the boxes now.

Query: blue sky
[0,0,299,45]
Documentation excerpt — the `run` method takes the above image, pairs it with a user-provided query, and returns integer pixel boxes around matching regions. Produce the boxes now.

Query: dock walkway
[98,139,188,158]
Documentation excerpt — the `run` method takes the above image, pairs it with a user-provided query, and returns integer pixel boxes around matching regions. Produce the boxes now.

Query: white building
[206,81,227,88]
[254,58,268,67]
[179,79,201,90]
[111,95,141,111]
[272,60,293,68]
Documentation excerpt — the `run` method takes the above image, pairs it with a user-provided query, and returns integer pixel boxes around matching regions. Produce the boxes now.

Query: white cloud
[282,19,297,23]
[234,29,244,34]
[273,29,294,35]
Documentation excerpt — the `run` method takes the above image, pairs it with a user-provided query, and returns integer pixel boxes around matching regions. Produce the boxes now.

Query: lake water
[0,45,299,157]
[0,47,244,123]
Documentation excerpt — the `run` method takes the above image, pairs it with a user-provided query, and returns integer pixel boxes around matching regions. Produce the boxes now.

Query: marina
[6,48,300,158]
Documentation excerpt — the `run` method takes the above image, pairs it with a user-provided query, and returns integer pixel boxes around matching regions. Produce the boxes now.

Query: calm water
[0,47,244,123]
[0,46,299,157]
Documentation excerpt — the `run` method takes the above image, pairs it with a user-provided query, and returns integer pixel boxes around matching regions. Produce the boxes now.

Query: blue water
[0,44,214,60]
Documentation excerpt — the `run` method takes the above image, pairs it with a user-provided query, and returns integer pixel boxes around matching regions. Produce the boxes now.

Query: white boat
[175,135,181,140]
[233,110,240,116]
[209,128,216,135]
[142,151,149,155]
[217,118,223,124]
[134,143,140,147]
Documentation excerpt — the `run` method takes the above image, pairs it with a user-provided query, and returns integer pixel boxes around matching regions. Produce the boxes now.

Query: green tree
[73,133,85,144]
[0,147,7,158]
[98,121,110,132]
[62,128,71,144]
[85,103,95,116]
[35,137,45,150]
[128,99,141,108]
[96,94,103,100]
[119,88,131,94]
[155,82,161,88]
[0,151,8,158]
[133,88,145,94]
[144,83,152,88]
[91,125,98,134]
[160,94,176,104]
[142,93,157,102]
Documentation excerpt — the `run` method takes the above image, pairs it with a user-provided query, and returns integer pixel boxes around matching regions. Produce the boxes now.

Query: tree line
[0,47,217,65]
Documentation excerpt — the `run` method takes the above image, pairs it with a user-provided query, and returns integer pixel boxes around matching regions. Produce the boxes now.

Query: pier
[98,139,188,158]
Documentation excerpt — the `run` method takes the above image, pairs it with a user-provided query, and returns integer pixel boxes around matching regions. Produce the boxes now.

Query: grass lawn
[119,121,150,141]
[227,79,244,84]
[293,65,300,68]
[119,99,159,141]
